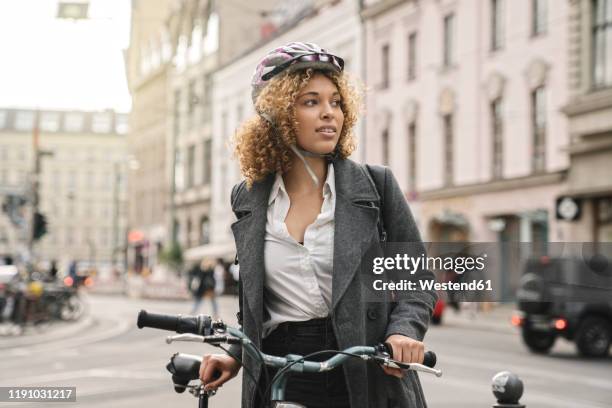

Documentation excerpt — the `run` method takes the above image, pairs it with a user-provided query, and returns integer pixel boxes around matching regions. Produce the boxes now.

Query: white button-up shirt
[262,162,336,338]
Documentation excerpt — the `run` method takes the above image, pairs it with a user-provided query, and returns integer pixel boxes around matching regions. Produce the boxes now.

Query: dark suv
[515,256,612,357]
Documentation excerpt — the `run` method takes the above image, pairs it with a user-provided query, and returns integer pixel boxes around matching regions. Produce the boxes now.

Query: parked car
[514,256,612,357]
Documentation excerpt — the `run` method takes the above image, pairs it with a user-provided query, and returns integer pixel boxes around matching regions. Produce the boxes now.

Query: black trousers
[254,317,351,408]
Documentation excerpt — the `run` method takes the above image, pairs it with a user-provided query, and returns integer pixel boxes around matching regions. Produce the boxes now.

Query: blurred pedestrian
[189,258,218,317]
[214,258,226,296]
[48,260,58,281]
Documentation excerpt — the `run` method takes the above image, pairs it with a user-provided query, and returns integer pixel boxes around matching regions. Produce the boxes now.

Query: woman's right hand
[199,354,241,391]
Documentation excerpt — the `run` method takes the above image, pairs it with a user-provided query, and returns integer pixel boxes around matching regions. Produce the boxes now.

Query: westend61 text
[373,279,493,291]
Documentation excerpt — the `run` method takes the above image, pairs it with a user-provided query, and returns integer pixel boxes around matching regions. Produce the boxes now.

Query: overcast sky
[0,0,132,112]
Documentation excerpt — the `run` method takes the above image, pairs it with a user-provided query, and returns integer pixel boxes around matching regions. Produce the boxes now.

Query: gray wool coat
[228,157,437,408]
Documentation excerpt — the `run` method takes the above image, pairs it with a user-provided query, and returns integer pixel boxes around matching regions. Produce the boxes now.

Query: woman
[199,42,437,408]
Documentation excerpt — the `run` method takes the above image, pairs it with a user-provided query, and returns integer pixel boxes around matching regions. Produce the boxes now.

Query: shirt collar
[268,162,335,205]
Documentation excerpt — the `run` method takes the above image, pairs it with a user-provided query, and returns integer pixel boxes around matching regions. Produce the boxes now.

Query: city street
[0,294,610,408]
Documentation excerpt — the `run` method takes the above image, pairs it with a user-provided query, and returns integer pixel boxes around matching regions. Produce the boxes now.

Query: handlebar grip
[137,310,179,331]
[422,351,437,368]
[382,342,437,368]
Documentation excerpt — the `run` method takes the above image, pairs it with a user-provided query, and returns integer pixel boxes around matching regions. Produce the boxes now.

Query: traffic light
[33,212,48,241]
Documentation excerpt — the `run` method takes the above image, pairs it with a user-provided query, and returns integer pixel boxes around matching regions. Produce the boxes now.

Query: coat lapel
[231,159,380,337]
[330,159,380,310]
[230,173,274,339]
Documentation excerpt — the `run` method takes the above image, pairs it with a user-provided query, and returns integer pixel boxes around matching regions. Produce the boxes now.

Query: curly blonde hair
[232,69,361,189]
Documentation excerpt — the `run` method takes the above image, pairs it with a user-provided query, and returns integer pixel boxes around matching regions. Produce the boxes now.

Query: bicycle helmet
[251,42,345,187]
[251,41,344,105]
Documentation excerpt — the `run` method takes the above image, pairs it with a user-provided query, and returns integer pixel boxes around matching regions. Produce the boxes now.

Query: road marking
[440,354,612,392]
[7,361,165,385]
[423,374,611,408]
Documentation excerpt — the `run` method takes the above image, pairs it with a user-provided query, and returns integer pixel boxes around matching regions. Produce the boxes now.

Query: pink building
[362,0,570,244]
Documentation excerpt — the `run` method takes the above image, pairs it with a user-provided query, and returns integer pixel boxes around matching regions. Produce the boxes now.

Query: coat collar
[231,158,380,340]
[232,158,378,212]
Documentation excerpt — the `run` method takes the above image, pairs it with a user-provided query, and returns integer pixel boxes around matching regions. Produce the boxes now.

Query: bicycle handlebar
[139,310,439,372]
[137,309,213,336]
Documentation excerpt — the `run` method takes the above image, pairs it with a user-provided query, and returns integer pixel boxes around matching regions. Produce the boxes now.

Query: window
[0,110,7,128]
[382,128,390,165]
[531,87,546,172]
[407,32,417,80]
[188,80,197,128]
[443,13,455,67]
[15,111,35,131]
[408,122,417,192]
[174,90,182,136]
[187,144,195,188]
[173,218,180,243]
[100,228,109,247]
[443,114,454,186]
[64,113,84,132]
[532,0,547,36]
[174,149,185,191]
[491,0,504,51]
[186,218,192,247]
[202,74,212,123]
[115,115,128,134]
[65,227,73,245]
[40,113,60,132]
[381,44,390,89]
[92,113,112,133]
[200,216,210,245]
[86,171,94,190]
[491,99,504,179]
[203,139,212,185]
[203,12,219,56]
[237,104,244,126]
[592,0,612,87]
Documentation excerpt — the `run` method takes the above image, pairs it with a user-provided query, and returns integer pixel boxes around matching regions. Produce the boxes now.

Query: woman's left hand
[382,334,425,378]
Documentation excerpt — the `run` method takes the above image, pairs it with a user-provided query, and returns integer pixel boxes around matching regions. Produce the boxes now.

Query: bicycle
[137,310,442,408]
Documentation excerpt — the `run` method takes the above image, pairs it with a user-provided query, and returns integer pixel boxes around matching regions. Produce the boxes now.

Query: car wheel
[576,317,611,358]
[521,327,556,354]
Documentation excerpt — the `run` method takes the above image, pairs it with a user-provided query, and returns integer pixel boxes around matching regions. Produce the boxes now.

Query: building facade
[170,0,278,263]
[362,0,571,296]
[560,0,612,246]
[125,0,175,274]
[0,108,128,271]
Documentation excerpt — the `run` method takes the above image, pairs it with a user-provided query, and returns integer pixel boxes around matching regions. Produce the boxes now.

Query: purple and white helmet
[251,41,344,105]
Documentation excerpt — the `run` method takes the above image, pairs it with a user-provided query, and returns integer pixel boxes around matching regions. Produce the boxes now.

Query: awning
[184,242,236,261]
[561,186,612,199]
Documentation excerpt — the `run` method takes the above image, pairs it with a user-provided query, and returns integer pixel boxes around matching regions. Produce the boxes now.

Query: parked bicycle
[137,310,441,408]
[0,266,85,335]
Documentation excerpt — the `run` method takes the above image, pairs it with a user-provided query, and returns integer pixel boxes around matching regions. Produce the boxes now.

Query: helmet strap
[257,111,337,188]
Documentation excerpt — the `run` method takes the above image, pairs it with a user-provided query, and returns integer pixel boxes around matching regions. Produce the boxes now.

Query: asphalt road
[0,294,610,408]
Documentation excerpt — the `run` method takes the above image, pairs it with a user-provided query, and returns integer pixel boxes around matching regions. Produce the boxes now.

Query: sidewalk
[0,314,96,349]
[439,302,517,334]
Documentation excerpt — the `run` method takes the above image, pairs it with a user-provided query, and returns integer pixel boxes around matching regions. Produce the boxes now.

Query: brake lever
[166,333,242,345]
[372,356,443,377]
[166,333,205,344]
